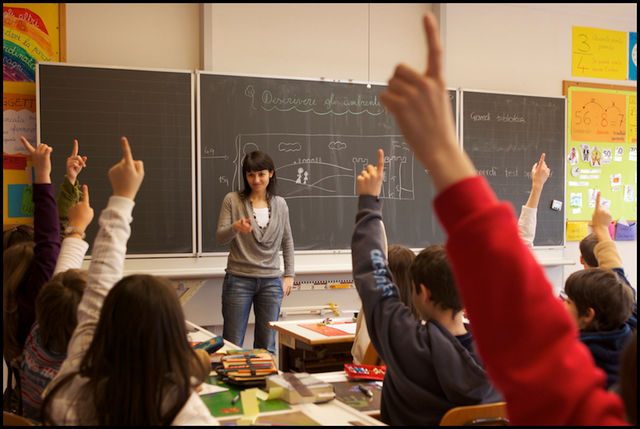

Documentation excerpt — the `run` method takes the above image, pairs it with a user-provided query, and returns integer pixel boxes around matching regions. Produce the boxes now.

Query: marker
[231,392,241,405]
[358,384,373,398]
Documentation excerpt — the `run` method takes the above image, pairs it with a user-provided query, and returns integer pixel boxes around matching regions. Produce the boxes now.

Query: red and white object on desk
[344,363,386,381]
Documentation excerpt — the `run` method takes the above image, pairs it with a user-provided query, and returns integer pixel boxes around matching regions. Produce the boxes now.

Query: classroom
[3,3,637,426]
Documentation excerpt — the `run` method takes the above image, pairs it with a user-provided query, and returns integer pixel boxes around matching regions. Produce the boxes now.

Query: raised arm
[48,137,144,388]
[380,13,626,426]
[17,137,60,345]
[58,139,87,232]
[54,185,94,275]
[518,153,550,247]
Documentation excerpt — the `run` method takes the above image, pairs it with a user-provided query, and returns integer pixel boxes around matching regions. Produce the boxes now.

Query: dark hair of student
[3,224,34,252]
[3,241,36,364]
[240,150,277,199]
[564,268,634,331]
[36,269,87,355]
[388,245,418,319]
[41,274,208,425]
[579,232,599,267]
[410,244,462,315]
[620,332,637,425]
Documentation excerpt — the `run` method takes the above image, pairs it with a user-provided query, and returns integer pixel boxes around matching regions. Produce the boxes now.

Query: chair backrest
[439,402,509,426]
[361,342,384,366]
[3,411,35,426]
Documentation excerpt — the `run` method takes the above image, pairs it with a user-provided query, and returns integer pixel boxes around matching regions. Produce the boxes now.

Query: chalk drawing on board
[227,133,416,200]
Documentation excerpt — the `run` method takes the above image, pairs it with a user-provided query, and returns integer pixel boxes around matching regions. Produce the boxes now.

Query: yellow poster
[629,95,637,145]
[566,221,589,242]
[3,3,62,226]
[572,26,627,80]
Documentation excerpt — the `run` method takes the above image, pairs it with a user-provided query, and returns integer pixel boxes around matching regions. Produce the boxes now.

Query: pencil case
[344,363,386,381]
[215,349,278,387]
[192,335,224,354]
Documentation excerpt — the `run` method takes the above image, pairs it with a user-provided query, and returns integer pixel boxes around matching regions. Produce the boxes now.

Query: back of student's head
[3,224,34,252]
[43,274,205,425]
[36,269,87,355]
[579,232,599,267]
[410,244,462,314]
[3,241,36,364]
[388,245,418,319]
[564,268,634,331]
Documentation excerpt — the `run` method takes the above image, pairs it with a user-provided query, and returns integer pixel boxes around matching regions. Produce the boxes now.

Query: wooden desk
[269,317,356,373]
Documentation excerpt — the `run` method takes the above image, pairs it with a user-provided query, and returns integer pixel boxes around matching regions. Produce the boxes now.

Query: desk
[314,370,382,420]
[269,317,356,373]
[200,373,385,426]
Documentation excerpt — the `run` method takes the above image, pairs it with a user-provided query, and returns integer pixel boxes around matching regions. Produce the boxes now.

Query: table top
[269,317,357,345]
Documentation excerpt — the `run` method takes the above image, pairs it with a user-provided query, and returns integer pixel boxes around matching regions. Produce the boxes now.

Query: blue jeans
[221,273,283,354]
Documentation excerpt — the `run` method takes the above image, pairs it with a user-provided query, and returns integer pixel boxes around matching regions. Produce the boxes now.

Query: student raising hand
[20,136,52,184]
[66,185,94,239]
[66,139,87,184]
[357,149,385,196]
[380,13,475,192]
[107,137,144,200]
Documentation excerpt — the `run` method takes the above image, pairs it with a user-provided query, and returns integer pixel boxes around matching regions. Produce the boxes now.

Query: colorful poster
[566,221,589,242]
[566,86,637,223]
[630,32,637,81]
[3,3,62,226]
[572,26,627,80]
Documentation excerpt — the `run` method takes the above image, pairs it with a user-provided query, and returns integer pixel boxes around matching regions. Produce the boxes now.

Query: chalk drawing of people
[296,167,304,184]
[303,171,309,185]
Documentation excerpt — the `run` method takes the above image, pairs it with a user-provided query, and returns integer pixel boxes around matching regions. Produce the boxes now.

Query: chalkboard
[461,90,566,246]
[38,63,195,255]
[198,72,457,252]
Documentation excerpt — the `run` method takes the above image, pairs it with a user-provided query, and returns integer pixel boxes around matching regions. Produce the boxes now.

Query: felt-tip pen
[231,393,241,405]
[358,384,373,398]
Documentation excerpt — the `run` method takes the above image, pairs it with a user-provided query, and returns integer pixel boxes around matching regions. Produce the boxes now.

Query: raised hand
[592,191,612,232]
[357,149,385,196]
[107,137,145,200]
[67,184,94,237]
[531,153,550,189]
[20,136,52,184]
[66,139,87,184]
[233,218,253,234]
[379,13,475,191]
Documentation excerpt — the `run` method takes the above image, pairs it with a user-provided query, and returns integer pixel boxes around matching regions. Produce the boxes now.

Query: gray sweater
[216,192,294,278]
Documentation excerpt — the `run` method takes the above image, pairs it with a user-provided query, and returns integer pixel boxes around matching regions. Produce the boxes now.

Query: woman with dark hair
[216,150,294,354]
[40,137,216,425]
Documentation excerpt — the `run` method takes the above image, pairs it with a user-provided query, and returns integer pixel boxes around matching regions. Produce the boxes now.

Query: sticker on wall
[610,173,622,192]
[568,146,579,165]
[614,145,624,161]
[590,145,602,167]
[570,192,583,208]
[629,146,637,161]
[571,166,580,177]
[601,147,612,165]
[588,188,600,208]
[579,144,591,162]
[624,185,635,202]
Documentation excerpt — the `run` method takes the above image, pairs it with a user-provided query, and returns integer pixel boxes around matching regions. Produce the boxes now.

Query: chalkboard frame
[460,88,567,248]
[196,70,459,255]
[36,62,198,257]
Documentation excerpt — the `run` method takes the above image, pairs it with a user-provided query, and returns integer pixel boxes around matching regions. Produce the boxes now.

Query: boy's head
[579,232,599,268]
[36,269,87,355]
[409,244,462,320]
[563,268,634,331]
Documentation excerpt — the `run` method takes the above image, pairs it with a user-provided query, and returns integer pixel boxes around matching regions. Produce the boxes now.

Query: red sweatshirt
[433,175,627,426]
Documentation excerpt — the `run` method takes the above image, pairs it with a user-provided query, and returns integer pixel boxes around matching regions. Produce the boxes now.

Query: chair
[439,402,509,426]
[3,411,35,426]
[360,342,384,366]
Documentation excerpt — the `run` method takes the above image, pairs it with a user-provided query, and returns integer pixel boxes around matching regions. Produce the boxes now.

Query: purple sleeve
[16,183,61,349]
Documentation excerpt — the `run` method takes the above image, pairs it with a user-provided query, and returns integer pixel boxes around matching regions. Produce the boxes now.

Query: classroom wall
[59,3,636,331]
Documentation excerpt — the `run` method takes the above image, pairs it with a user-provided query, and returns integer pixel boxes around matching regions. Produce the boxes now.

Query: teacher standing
[216,150,294,355]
